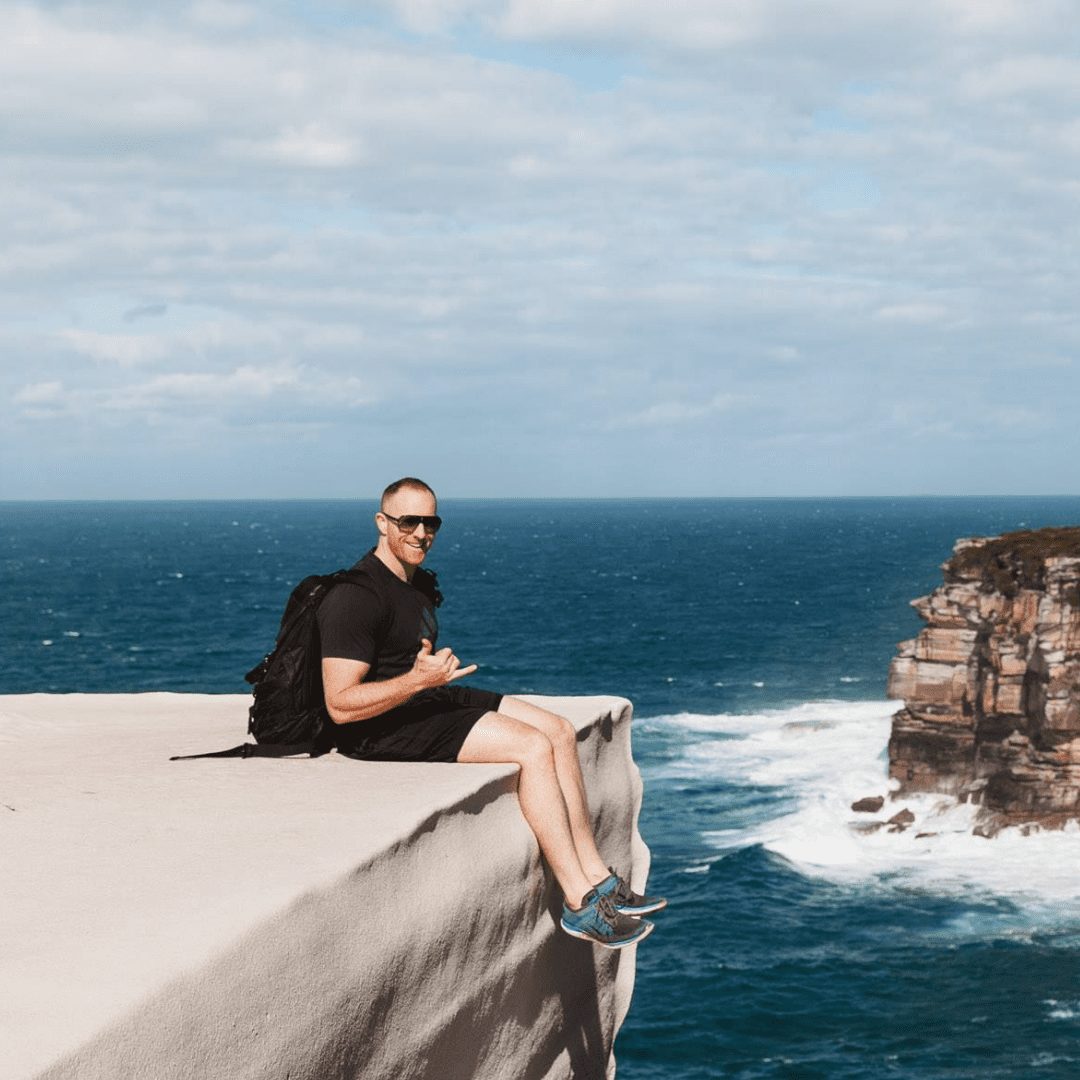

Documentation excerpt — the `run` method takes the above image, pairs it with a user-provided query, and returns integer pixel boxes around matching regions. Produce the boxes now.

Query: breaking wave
[644,700,1080,920]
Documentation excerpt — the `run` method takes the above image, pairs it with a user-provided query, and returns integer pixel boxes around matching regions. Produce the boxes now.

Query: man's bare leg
[457,711,595,908]
[495,696,612,886]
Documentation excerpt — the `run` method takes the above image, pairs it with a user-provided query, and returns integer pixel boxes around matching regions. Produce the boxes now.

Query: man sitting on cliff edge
[318,476,665,949]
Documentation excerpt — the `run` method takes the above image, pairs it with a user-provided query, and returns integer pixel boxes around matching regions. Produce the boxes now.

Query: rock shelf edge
[0,692,648,1080]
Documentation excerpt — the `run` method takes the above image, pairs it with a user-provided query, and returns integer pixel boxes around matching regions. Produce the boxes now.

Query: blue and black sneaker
[594,868,668,916]
[560,888,655,949]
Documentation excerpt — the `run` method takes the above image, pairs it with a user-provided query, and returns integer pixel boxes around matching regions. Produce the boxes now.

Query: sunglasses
[382,512,442,534]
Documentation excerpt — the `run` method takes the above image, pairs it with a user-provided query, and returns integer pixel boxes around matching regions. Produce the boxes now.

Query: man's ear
[374,511,388,537]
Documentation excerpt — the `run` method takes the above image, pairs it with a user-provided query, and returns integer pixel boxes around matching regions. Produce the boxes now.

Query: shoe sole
[559,918,655,950]
[615,898,668,916]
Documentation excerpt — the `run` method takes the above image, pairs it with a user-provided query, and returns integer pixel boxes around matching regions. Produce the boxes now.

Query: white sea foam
[1045,999,1080,1021]
[651,700,1080,915]
[1030,1055,1077,1069]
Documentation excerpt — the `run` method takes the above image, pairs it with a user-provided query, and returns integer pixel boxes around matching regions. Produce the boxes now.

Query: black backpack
[171,567,368,761]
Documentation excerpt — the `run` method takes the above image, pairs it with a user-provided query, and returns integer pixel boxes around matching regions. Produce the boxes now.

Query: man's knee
[511,700,576,752]
[504,717,556,768]
[548,714,577,754]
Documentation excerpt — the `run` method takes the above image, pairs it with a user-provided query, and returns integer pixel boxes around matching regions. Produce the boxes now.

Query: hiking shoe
[595,868,668,916]
[560,889,655,949]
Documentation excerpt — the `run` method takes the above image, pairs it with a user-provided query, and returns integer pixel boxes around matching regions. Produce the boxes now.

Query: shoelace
[594,894,619,927]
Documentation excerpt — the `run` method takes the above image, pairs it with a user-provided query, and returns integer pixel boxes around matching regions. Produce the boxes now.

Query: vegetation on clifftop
[946,526,1080,597]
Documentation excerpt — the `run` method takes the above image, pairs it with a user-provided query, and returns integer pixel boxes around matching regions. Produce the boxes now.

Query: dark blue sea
[5,497,1080,1079]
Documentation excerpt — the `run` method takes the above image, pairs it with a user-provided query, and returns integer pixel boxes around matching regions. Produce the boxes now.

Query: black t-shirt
[316,549,440,682]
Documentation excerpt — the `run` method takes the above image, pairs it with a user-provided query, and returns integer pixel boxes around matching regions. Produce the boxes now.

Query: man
[318,477,665,949]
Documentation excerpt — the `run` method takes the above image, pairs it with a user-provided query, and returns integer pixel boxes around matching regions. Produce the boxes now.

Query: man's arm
[322,639,479,725]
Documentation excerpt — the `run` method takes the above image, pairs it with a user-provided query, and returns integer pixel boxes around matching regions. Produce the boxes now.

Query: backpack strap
[243,567,370,686]
[170,741,317,761]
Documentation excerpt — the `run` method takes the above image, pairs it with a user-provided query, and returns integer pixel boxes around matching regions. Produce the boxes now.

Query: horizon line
[3,493,1080,504]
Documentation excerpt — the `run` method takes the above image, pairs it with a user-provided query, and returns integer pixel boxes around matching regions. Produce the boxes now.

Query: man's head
[375,477,440,577]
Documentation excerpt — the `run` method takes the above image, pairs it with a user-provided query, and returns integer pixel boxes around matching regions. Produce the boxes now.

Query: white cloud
[107,365,300,408]
[768,346,802,364]
[10,363,376,428]
[961,55,1080,101]
[187,1,257,30]
[875,303,951,324]
[14,380,64,405]
[986,406,1046,431]
[223,124,363,169]
[606,393,738,430]
[938,0,1055,33]
[3,0,1080,496]
[57,330,171,366]
[495,0,764,49]
[383,0,1070,55]
[53,318,289,369]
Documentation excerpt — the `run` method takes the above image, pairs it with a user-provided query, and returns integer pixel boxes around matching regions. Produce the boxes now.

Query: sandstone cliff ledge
[0,693,648,1080]
[887,527,1080,831]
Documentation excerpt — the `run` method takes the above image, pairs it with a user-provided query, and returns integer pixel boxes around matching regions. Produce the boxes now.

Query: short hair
[381,477,436,507]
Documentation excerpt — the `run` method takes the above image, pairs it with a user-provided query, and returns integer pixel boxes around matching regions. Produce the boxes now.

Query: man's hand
[411,638,478,688]
[323,639,479,725]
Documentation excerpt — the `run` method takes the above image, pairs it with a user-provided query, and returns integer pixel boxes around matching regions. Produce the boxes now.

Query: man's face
[377,486,438,570]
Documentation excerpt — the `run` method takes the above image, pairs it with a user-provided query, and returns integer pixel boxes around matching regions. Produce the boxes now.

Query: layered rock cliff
[887,527,1080,831]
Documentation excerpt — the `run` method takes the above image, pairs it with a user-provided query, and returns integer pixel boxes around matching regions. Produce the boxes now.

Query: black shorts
[335,685,504,763]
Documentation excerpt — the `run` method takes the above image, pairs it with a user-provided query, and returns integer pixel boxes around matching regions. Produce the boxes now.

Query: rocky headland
[885,527,1080,834]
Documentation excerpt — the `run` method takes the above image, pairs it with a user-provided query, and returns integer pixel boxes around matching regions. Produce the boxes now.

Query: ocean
[4,496,1080,1078]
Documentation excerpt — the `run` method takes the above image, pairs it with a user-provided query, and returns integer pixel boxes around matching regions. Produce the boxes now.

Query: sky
[2,0,1078,498]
